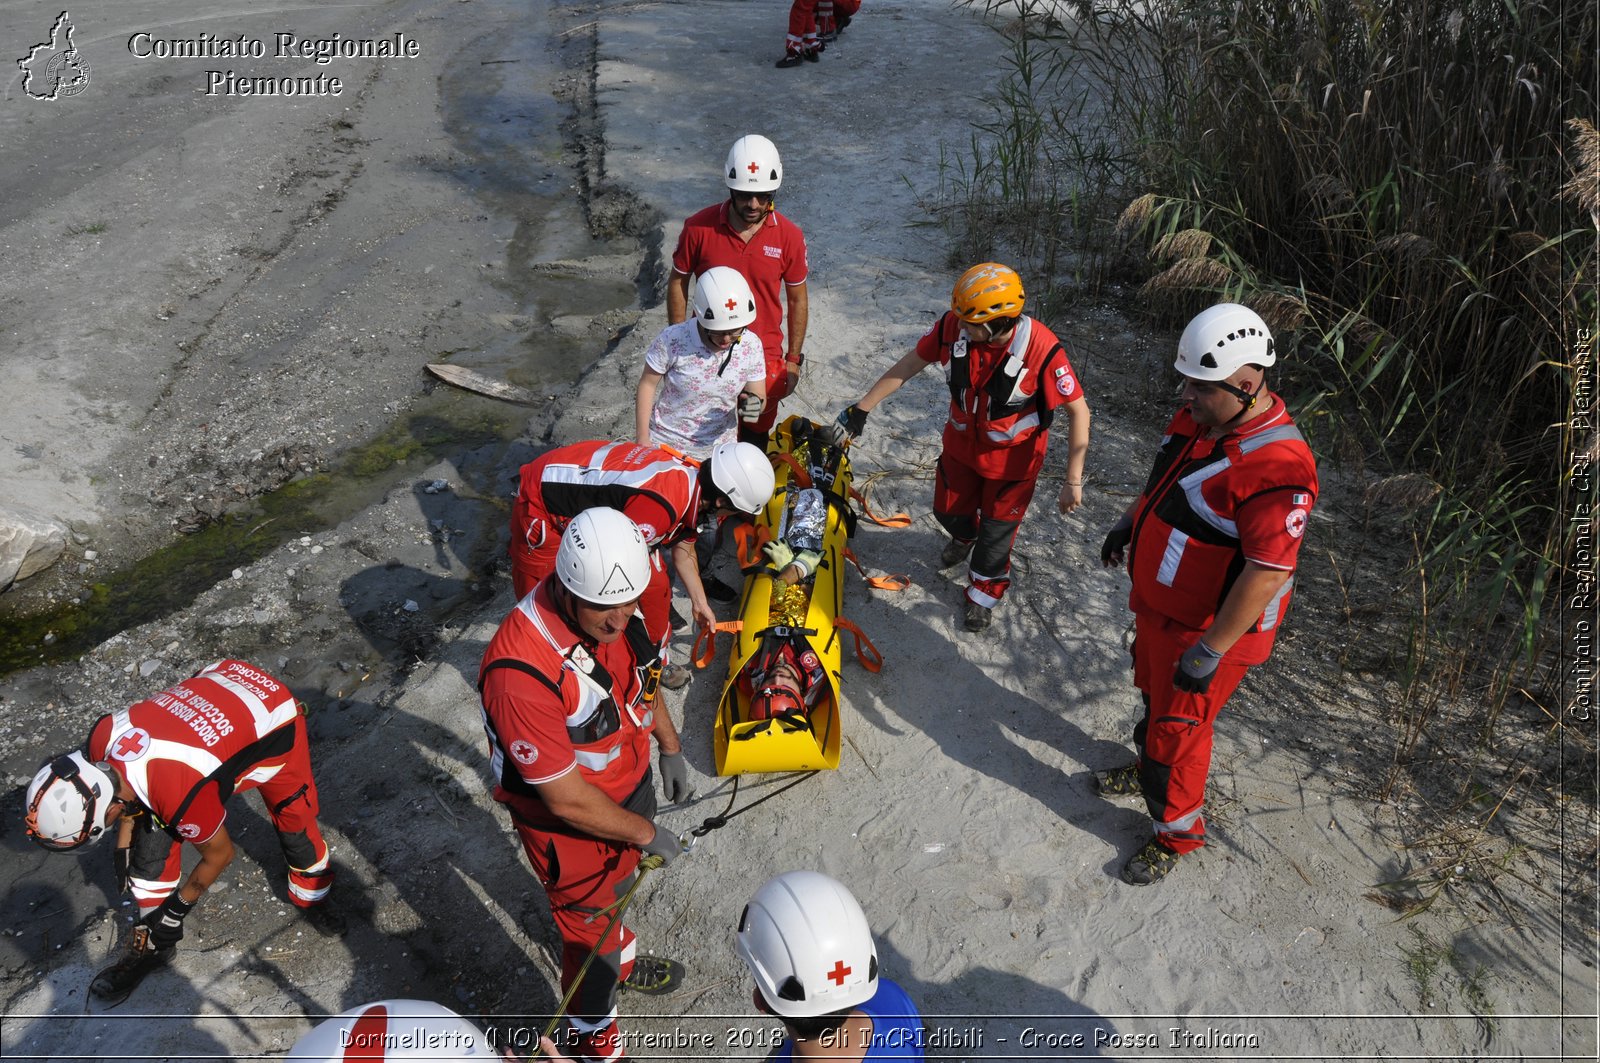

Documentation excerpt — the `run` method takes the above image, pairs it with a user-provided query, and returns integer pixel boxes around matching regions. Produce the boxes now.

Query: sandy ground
[0,0,1594,1060]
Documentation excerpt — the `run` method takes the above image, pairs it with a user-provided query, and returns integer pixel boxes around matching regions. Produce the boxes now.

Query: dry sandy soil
[0,1,1593,1060]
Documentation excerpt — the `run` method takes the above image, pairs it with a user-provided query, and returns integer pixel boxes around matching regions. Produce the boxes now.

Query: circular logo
[1055,372,1076,396]
[634,522,658,543]
[110,727,151,762]
[177,823,201,840]
[46,50,91,97]
[1285,508,1308,539]
[510,740,539,765]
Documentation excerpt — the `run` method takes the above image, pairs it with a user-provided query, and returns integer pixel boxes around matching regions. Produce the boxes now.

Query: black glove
[142,892,195,950]
[658,751,695,803]
[826,404,869,447]
[1101,517,1133,566]
[1173,639,1224,695]
[640,823,684,867]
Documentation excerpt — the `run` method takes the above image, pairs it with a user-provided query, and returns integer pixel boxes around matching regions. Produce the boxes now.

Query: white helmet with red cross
[735,870,880,1018]
[287,999,496,1059]
[691,266,758,331]
[725,134,783,192]
[24,751,118,851]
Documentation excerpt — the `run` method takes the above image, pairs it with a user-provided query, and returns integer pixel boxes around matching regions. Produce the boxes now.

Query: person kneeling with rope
[479,508,691,1063]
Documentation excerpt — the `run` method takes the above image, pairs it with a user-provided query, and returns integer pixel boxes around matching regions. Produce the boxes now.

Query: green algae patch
[0,409,510,676]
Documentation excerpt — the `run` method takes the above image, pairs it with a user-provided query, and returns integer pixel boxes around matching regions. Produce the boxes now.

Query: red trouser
[1130,611,1252,854]
[933,453,1039,606]
[785,0,862,49]
[509,502,673,650]
[129,717,332,913]
[513,818,643,1062]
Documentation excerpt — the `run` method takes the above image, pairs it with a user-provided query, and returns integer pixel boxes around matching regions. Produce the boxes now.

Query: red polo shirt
[671,203,808,367]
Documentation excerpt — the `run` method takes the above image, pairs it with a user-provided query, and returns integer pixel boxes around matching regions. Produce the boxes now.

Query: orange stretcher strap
[842,547,911,592]
[771,451,813,489]
[692,621,744,669]
[832,616,883,673]
[732,521,775,570]
[849,486,911,528]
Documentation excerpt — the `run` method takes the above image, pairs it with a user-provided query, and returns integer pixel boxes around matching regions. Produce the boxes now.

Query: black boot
[90,934,174,1005]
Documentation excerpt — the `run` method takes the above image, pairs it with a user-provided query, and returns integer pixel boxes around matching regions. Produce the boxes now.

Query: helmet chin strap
[1216,379,1264,429]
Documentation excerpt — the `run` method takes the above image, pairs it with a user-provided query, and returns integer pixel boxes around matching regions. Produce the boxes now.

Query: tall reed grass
[947,0,1597,789]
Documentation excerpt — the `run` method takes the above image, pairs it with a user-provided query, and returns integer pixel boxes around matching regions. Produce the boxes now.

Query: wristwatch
[785,352,804,367]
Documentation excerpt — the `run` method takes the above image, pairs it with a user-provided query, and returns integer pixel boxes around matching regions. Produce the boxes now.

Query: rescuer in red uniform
[24,658,341,999]
[828,262,1092,632]
[480,508,690,1062]
[1099,303,1320,885]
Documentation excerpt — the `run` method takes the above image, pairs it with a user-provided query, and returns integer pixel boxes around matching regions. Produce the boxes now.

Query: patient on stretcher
[737,639,827,722]
[762,486,826,585]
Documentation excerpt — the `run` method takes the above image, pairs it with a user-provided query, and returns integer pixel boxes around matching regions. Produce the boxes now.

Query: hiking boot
[621,954,685,995]
[90,942,174,1003]
[963,600,992,632]
[299,902,348,938]
[940,538,972,568]
[775,51,808,68]
[1121,838,1183,885]
[660,664,692,690]
[1094,763,1142,797]
[702,575,739,603]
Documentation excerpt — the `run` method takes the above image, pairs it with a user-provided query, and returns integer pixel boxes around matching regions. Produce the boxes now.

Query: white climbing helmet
[24,751,118,851]
[725,134,783,193]
[691,266,758,331]
[1175,303,1277,380]
[709,442,776,515]
[288,999,496,1059]
[555,507,650,606]
[735,870,880,1018]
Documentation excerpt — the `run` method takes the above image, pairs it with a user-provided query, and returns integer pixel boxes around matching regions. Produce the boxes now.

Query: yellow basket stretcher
[712,417,856,776]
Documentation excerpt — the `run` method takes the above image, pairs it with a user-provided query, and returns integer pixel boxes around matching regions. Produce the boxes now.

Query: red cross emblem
[510,740,539,765]
[1285,508,1308,539]
[178,823,201,840]
[112,728,150,761]
[724,298,737,312]
[746,161,759,174]
[826,960,851,985]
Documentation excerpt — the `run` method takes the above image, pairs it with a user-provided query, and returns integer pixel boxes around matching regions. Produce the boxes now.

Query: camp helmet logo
[598,562,636,598]
[18,11,91,101]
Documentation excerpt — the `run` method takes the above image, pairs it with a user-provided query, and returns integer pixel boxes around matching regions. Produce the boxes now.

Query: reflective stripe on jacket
[1128,410,1316,637]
